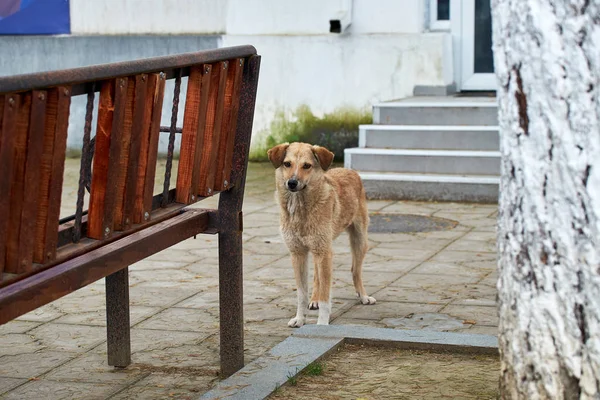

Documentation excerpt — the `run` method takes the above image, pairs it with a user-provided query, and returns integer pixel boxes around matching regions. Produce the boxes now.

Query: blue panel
[0,0,70,35]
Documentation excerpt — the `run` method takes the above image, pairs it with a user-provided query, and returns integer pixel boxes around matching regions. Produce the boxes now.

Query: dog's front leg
[314,250,333,325]
[288,250,309,328]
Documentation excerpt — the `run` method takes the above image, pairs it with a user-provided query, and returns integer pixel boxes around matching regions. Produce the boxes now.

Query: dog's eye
[283,161,291,168]
[302,163,312,170]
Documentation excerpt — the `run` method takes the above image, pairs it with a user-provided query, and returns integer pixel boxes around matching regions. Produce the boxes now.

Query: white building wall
[222,33,450,137]
[70,0,228,34]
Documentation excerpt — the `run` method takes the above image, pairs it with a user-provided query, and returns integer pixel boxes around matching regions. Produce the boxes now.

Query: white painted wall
[226,0,425,35]
[222,33,451,142]
[70,0,228,34]
[70,0,426,36]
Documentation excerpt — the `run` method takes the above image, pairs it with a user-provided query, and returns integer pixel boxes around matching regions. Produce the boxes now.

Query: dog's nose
[287,179,298,190]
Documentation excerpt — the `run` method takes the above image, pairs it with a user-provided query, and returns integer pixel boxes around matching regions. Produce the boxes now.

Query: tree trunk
[492,0,600,399]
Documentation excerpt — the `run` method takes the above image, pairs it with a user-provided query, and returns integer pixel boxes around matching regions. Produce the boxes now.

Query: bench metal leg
[217,55,261,378]
[106,267,131,367]
[219,229,244,377]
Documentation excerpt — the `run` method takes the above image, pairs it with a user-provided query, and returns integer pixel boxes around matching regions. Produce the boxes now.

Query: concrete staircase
[345,96,500,203]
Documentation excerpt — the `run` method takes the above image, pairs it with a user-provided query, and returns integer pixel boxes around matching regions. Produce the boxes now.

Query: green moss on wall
[249,105,372,162]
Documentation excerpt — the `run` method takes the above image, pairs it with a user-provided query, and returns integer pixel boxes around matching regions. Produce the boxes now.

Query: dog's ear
[312,145,335,171]
[267,143,289,168]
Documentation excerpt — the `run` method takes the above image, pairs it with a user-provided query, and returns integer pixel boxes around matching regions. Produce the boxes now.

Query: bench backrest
[0,46,259,288]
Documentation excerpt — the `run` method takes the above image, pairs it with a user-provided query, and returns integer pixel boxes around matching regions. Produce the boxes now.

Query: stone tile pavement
[0,160,499,399]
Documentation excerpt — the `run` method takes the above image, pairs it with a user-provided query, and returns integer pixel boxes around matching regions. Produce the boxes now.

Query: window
[430,0,450,31]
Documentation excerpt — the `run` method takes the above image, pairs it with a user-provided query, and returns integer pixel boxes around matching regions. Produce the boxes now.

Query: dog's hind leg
[288,250,309,328]
[348,221,376,305]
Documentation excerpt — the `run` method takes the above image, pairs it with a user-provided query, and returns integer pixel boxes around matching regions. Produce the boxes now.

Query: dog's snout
[287,179,298,190]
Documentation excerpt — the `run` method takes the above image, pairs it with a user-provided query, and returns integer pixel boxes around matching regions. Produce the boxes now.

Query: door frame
[450,0,496,91]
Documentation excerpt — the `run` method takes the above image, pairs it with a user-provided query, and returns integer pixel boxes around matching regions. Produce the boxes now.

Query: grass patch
[250,105,371,162]
[303,361,325,376]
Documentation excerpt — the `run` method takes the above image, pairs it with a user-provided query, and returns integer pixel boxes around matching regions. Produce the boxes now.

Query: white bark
[492,0,600,398]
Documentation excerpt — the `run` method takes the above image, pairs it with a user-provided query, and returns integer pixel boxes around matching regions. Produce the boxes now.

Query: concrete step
[359,125,499,151]
[374,97,498,126]
[344,148,500,176]
[358,172,499,203]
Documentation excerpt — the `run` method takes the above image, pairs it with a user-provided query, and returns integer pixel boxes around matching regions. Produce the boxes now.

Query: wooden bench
[0,46,260,377]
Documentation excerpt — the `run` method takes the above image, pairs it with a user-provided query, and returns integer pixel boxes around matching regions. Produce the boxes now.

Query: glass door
[460,0,496,90]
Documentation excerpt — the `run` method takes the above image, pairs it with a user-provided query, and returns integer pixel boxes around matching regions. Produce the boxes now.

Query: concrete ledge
[199,336,343,400]
[199,325,497,400]
[293,325,498,354]
[413,83,457,96]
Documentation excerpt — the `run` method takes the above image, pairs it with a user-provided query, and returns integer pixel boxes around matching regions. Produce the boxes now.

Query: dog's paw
[288,317,305,328]
[357,294,377,305]
[308,301,319,310]
[316,318,329,325]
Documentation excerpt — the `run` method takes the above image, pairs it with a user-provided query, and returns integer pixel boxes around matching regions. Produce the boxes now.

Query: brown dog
[267,142,376,327]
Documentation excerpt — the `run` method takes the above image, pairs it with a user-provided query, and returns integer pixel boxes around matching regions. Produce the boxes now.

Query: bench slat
[5,93,32,274]
[40,87,71,263]
[124,75,147,227]
[132,74,155,223]
[16,91,47,272]
[199,61,228,197]
[216,58,244,191]
[141,73,166,219]
[177,65,212,204]
[88,79,128,239]
[113,77,136,231]
[0,94,18,277]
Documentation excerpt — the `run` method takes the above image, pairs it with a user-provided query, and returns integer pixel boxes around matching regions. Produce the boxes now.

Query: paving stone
[381,312,467,331]
[373,285,455,304]
[378,201,441,215]
[129,259,190,271]
[136,308,218,333]
[430,250,497,264]
[50,293,106,314]
[446,239,496,253]
[111,372,216,400]
[369,246,438,261]
[91,329,210,357]
[0,333,42,357]
[0,377,26,396]
[44,353,145,384]
[339,301,441,320]
[331,317,386,328]
[128,283,199,307]
[375,238,452,250]
[243,280,292,304]
[244,303,294,322]
[16,304,64,323]
[330,271,404,287]
[442,304,499,326]
[244,239,291,256]
[28,323,106,353]
[0,351,75,378]
[1,380,121,400]
[392,273,480,288]
[53,305,161,327]
[412,261,490,278]
[459,325,499,336]
[146,249,202,263]
[0,321,41,335]
[367,200,396,212]
[174,291,219,309]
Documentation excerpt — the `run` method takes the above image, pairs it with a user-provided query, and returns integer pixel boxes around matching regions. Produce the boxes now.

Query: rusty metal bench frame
[0,46,260,377]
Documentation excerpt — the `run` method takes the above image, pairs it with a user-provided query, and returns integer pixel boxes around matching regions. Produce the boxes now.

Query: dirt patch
[270,344,500,400]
